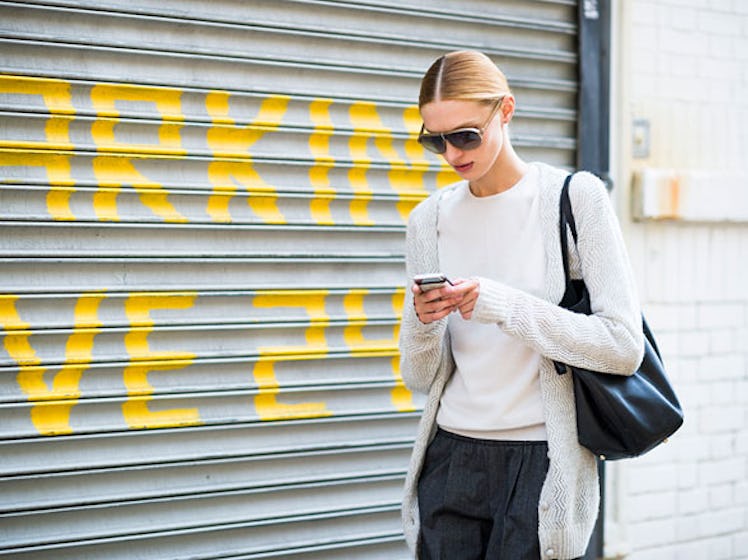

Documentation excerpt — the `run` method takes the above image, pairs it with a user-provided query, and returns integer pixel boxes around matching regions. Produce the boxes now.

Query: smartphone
[414,273,453,292]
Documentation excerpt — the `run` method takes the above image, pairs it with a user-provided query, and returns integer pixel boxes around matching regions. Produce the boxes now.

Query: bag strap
[559,173,577,285]
[555,173,576,375]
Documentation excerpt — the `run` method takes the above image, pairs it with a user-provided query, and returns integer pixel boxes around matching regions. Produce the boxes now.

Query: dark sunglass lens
[418,135,447,154]
[447,130,482,150]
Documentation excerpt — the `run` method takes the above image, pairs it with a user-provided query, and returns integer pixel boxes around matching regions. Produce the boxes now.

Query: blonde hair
[418,50,512,108]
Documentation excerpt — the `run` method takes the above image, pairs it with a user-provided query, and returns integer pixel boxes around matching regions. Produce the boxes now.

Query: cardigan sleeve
[398,198,453,395]
[471,172,645,376]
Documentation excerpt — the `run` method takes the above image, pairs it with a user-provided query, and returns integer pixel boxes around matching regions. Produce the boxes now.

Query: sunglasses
[417,97,504,155]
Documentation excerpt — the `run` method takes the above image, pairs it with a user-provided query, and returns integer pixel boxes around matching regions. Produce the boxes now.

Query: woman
[399,50,644,559]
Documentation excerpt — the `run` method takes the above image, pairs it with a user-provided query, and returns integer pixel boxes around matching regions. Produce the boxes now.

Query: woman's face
[419,98,507,182]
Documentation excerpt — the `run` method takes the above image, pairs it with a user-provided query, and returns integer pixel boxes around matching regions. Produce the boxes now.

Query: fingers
[457,295,477,320]
[452,278,480,320]
[411,283,456,323]
[411,283,457,321]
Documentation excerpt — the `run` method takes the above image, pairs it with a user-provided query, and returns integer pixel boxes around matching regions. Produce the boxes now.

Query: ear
[500,95,516,124]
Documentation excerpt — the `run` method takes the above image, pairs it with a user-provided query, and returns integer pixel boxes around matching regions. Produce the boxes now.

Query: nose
[443,141,463,162]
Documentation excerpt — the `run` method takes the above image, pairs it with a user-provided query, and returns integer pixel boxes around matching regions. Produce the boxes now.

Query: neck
[469,140,528,197]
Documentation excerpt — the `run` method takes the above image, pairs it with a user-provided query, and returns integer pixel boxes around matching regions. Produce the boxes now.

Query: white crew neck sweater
[436,166,546,440]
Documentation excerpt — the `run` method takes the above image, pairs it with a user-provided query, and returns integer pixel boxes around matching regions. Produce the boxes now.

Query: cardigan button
[545,548,555,558]
[540,501,550,511]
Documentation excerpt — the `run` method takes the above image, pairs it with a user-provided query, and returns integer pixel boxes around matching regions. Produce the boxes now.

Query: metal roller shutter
[0,1,579,557]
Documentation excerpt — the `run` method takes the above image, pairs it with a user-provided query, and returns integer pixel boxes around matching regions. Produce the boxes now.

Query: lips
[453,162,473,174]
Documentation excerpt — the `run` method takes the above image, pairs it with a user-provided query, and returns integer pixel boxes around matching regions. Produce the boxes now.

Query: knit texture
[399,162,644,559]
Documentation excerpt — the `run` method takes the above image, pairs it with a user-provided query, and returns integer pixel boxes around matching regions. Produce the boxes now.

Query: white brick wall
[612,1,748,558]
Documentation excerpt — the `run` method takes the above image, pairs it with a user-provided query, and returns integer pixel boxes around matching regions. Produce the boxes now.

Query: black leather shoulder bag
[554,173,684,460]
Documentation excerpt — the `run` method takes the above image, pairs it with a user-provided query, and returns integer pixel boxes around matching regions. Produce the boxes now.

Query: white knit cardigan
[399,162,645,559]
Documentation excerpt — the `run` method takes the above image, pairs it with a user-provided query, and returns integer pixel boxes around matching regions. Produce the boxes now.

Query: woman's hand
[452,277,480,320]
[411,277,480,324]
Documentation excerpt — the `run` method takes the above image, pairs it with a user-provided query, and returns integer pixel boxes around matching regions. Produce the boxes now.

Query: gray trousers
[417,428,550,560]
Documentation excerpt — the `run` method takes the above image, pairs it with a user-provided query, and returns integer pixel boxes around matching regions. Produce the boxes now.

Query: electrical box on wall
[632,168,748,222]
[631,119,650,159]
